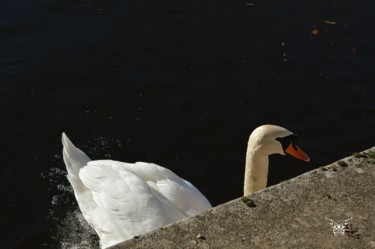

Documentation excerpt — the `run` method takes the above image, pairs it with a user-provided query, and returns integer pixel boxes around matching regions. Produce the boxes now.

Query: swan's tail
[62,133,91,180]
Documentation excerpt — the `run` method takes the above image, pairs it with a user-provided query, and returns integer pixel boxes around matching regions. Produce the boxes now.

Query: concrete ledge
[111,147,375,249]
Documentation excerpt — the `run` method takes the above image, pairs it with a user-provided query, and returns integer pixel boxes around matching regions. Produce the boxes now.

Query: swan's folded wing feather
[105,161,212,216]
[79,161,185,240]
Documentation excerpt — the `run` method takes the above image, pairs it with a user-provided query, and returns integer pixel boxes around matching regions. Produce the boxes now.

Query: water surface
[1,0,374,248]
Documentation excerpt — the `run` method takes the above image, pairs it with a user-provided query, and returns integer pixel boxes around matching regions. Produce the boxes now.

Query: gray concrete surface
[110,147,375,249]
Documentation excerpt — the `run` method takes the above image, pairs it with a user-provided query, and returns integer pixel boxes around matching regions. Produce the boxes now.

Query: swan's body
[62,134,211,248]
[61,125,308,248]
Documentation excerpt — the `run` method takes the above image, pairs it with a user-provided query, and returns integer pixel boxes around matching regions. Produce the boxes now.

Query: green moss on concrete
[241,196,256,208]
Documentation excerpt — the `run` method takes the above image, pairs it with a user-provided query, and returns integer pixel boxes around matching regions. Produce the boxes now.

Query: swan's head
[249,124,310,162]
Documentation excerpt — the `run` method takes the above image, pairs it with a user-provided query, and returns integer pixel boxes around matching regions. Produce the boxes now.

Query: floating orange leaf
[311,28,320,36]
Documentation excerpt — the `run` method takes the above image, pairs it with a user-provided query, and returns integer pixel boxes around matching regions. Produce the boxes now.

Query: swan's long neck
[244,144,269,196]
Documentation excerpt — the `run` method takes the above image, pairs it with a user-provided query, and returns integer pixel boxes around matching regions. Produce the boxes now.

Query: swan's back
[61,133,211,248]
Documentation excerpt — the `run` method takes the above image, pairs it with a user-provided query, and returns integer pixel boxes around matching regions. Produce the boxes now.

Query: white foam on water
[47,166,100,248]
[57,209,100,249]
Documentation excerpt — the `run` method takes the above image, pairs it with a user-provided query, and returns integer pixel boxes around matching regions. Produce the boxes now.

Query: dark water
[1,0,374,248]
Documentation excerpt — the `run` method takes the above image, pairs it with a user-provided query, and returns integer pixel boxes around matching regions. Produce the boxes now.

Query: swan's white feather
[61,133,211,248]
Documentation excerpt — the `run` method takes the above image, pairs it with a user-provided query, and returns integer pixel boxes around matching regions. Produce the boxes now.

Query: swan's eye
[292,142,298,150]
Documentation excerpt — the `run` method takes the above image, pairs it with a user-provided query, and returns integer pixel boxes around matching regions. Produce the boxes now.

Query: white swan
[243,125,309,195]
[61,124,309,248]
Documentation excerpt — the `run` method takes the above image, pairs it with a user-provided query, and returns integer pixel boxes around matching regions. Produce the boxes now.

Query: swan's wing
[125,161,212,216]
[78,161,187,244]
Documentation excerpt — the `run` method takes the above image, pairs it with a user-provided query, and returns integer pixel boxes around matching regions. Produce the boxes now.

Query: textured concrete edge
[109,146,375,249]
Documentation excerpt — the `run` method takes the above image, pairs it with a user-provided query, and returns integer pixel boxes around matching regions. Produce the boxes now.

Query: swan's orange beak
[285,143,310,162]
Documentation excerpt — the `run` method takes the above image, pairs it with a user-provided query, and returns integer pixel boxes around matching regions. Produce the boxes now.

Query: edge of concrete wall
[111,147,375,249]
